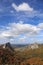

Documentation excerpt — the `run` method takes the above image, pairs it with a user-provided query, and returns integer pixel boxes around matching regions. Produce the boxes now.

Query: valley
[0,42,43,65]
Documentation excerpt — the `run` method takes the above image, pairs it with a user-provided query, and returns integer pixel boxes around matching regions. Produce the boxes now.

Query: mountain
[14,43,43,65]
[0,43,43,65]
[15,43,39,52]
[0,42,15,64]
[5,42,14,51]
[27,43,39,49]
[0,42,14,52]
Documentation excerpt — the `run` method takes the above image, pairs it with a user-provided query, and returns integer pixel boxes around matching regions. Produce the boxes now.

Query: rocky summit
[0,42,15,64]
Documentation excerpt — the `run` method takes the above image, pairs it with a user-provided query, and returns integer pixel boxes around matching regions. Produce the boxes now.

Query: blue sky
[0,0,43,44]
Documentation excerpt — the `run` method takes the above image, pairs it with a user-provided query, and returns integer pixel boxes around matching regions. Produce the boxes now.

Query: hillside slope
[14,44,43,65]
[0,43,43,65]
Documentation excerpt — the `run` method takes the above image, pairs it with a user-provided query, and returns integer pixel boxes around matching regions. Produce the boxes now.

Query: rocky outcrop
[29,43,39,49]
[0,42,15,64]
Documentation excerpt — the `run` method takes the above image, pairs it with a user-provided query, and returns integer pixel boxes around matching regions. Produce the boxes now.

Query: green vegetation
[0,43,43,65]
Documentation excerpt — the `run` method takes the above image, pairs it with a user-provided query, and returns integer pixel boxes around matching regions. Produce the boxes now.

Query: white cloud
[8,22,40,36]
[1,21,41,38]
[2,31,11,37]
[19,36,26,41]
[12,3,33,12]
[38,23,43,29]
[0,21,43,44]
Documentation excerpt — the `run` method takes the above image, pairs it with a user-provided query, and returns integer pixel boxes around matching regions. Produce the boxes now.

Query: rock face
[5,42,14,51]
[21,43,39,51]
[0,42,15,64]
[29,43,39,49]
[2,42,14,52]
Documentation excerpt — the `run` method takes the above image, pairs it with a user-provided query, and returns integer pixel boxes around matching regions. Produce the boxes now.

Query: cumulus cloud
[0,21,43,44]
[12,3,33,12]
[8,22,41,36]
[38,23,43,29]
[0,21,41,38]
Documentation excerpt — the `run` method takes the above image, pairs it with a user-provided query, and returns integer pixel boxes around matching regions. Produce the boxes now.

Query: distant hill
[15,43,39,52]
